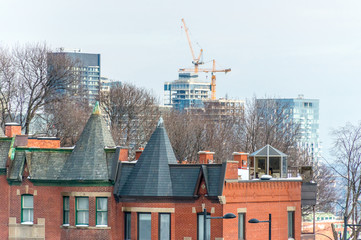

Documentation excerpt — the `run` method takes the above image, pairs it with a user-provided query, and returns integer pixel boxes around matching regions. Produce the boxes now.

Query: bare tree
[0,47,18,127]
[13,43,77,133]
[100,83,160,155]
[163,111,205,162]
[42,97,91,146]
[331,122,361,239]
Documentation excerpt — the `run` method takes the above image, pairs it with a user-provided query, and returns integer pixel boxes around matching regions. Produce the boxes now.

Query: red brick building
[0,105,303,240]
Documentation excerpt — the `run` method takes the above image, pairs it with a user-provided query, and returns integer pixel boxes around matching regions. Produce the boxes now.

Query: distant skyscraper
[48,49,101,105]
[164,73,211,111]
[258,95,321,165]
[100,77,122,93]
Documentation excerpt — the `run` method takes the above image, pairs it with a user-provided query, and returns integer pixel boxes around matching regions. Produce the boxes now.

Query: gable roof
[249,144,287,157]
[117,118,177,196]
[59,103,115,181]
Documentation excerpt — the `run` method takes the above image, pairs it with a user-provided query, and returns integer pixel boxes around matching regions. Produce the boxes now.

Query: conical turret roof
[118,117,177,196]
[59,102,115,180]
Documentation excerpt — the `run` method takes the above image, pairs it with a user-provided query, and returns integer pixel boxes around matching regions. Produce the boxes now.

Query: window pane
[64,212,69,224]
[97,198,107,211]
[23,209,33,222]
[23,195,33,208]
[125,213,131,240]
[77,211,89,225]
[138,213,151,240]
[198,214,210,240]
[78,198,89,210]
[97,212,108,225]
[160,214,170,240]
[63,197,69,211]
[288,211,294,238]
[238,213,245,240]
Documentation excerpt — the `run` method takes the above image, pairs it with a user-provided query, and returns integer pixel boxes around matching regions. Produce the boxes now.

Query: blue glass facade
[259,97,321,165]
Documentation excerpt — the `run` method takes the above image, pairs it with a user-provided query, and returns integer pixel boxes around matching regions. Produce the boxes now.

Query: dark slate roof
[0,140,11,169]
[8,151,26,180]
[114,118,225,199]
[249,144,287,157]
[59,104,115,181]
[7,150,71,181]
[28,151,70,180]
[0,127,5,137]
[117,119,177,196]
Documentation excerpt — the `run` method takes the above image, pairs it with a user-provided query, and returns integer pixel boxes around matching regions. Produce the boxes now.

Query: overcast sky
[2,0,361,159]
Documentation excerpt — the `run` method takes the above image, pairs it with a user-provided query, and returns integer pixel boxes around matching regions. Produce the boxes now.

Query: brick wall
[27,139,60,148]
[223,180,302,240]
[7,179,117,240]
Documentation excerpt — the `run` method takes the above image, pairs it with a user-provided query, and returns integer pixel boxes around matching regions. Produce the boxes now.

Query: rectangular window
[198,213,210,240]
[238,213,245,240]
[21,195,33,223]
[138,213,151,240]
[96,197,108,226]
[288,211,295,239]
[125,212,131,240]
[63,196,69,225]
[76,197,89,226]
[159,213,171,240]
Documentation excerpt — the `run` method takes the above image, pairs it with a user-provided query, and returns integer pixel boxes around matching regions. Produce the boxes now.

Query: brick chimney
[225,160,239,180]
[5,123,21,137]
[198,151,215,164]
[232,152,249,169]
[118,148,129,162]
[135,148,144,161]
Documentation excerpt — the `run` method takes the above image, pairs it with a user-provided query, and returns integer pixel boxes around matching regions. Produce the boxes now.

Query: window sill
[62,224,70,227]
[75,225,89,227]
[21,222,33,225]
[60,225,111,230]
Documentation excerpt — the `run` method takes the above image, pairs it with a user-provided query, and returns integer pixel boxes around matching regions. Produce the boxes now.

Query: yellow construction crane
[181,18,204,73]
[179,19,231,100]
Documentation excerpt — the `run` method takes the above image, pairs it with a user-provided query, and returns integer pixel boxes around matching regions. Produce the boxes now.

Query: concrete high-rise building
[164,73,211,111]
[258,95,321,165]
[100,77,122,93]
[48,49,101,105]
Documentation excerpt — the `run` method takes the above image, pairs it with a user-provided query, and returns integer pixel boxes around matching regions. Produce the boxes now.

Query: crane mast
[180,19,231,100]
[181,18,203,73]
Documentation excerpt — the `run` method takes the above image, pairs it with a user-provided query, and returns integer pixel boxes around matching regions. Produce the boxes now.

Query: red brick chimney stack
[5,123,21,137]
[198,151,215,164]
[225,160,239,180]
[232,152,249,169]
[118,148,129,162]
[135,148,144,161]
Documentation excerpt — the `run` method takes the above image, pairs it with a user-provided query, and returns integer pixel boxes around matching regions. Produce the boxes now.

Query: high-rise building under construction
[164,73,211,111]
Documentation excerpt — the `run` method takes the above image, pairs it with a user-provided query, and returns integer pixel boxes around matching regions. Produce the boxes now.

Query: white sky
[2,0,361,159]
